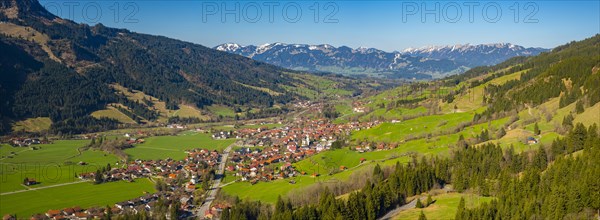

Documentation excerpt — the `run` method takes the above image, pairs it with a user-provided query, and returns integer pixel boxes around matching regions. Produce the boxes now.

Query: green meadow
[124,132,235,160]
[0,178,155,218]
[352,112,474,143]
[0,140,119,193]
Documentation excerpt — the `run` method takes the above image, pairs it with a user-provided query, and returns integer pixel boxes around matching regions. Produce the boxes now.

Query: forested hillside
[0,0,371,134]
[448,35,600,121]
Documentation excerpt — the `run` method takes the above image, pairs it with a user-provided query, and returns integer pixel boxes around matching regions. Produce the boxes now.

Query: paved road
[378,196,423,220]
[196,142,235,218]
[0,180,90,196]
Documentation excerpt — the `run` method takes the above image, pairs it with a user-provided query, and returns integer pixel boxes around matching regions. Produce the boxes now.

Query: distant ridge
[215,42,548,79]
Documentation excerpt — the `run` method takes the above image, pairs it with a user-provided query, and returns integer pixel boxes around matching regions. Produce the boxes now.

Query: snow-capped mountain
[215,42,548,79]
[215,43,465,79]
[402,43,548,67]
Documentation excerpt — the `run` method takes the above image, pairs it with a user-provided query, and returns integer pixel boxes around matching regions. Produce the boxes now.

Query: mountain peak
[0,0,55,19]
[215,43,242,52]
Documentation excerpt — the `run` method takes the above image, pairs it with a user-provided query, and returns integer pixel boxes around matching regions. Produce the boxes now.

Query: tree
[373,164,384,183]
[418,211,427,220]
[155,179,167,191]
[455,197,465,220]
[497,127,507,138]
[575,100,584,113]
[105,205,112,220]
[562,114,574,129]
[457,134,467,149]
[170,200,181,219]
[534,123,541,135]
[416,198,424,208]
[94,169,103,184]
[426,194,433,206]
[331,140,344,149]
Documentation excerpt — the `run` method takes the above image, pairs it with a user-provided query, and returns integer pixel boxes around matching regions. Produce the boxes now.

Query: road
[377,196,423,220]
[196,142,235,219]
[0,180,90,196]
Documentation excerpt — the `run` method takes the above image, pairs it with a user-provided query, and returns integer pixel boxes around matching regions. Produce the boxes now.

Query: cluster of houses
[23,206,103,220]
[166,124,187,129]
[223,119,380,183]
[30,192,198,220]
[354,142,399,153]
[72,148,224,218]
[8,137,48,147]
[79,148,221,184]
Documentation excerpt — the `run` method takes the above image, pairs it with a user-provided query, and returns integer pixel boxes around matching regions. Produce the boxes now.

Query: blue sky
[38,0,600,51]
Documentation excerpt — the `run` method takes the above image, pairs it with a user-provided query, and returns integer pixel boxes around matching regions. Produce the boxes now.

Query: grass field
[352,112,474,143]
[443,70,525,112]
[11,117,52,133]
[574,102,600,126]
[124,132,235,160]
[0,178,155,218]
[0,140,121,193]
[91,106,137,124]
[393,193,494,220]
[207,105,236,117]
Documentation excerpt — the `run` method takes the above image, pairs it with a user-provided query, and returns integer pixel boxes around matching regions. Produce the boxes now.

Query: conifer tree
[418,211,427,220]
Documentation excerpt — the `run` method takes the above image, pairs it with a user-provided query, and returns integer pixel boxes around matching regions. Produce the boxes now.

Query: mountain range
[215,43,548,79]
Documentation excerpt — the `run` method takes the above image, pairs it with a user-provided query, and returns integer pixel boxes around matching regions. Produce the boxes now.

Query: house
[526,137,538,145]
[185,183,196,192]
[23,178,37,186]
[62,208,75,216]
[30,214,47,220]
[73,212,88,220]
[46,210,61,218]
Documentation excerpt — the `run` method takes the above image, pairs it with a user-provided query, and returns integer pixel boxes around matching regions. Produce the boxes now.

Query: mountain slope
[215,43,547,79]
[0,0,363,134]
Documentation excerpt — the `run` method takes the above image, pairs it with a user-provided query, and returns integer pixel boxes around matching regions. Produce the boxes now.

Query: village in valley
[6,101,392,220]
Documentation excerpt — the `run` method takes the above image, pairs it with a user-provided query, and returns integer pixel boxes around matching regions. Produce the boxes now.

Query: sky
[37,0,600,52]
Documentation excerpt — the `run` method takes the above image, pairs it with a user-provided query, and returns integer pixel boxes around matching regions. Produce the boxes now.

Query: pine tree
[426,194,433,206]
[416,198,424,208]
[497,127,507,138]
[94,169,103,184]
[455,197,465,220]
[575,100,584,113]
[418,211,427,220]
